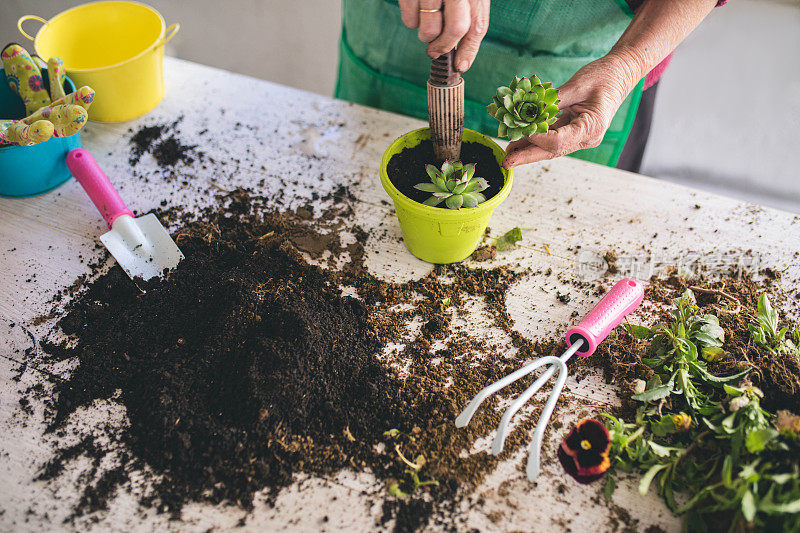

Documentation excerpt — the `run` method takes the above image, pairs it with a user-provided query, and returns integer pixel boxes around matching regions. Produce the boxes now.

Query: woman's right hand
[398,0,490,73]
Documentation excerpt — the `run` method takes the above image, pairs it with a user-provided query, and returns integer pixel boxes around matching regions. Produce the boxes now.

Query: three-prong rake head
[455,278,645,482]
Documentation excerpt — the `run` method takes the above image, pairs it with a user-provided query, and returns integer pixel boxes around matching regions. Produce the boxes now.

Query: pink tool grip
[66,148,133,229]
[566,278,645,357]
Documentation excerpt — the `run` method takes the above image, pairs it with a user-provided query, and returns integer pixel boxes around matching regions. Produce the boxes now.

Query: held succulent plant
[487,75,560,141]
[414,161,488,209]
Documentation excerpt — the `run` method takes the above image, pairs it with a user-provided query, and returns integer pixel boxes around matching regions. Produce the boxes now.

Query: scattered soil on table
[151,135,198,167]
[26,184,800,530]
[128,116,201,167]
[573,267,800,417]
[46,208,402,513]
[386,139,505,206]
[129,124,164,164]
[35,189,573,530]
[471,245,495,262]
[603,250,619,275]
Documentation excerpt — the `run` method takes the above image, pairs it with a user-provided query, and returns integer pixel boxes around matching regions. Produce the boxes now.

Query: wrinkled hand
[503,55,634,169]
[398,0,490,72]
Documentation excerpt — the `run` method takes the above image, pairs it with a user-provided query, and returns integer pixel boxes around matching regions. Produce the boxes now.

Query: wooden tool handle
[428,51,464,161]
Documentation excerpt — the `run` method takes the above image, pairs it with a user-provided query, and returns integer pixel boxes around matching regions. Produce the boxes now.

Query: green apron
[335,0,644,167]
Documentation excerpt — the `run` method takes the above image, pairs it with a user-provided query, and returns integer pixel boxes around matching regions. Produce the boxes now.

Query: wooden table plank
[1,58,798,532]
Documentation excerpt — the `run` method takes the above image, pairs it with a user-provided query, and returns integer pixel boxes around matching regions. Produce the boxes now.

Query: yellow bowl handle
[18,15,47,41]
[156,23,181,48]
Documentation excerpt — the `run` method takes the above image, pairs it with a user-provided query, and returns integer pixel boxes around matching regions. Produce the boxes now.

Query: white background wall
[3,0,798,212]
[641,0,800,213]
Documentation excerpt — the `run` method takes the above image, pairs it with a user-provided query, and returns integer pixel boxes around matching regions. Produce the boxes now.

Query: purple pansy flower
[557,418,611,484]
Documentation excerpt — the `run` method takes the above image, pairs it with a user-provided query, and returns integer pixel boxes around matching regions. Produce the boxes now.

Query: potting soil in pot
[386,140,505,205]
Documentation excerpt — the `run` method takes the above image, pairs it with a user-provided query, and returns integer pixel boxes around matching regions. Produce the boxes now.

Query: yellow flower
[672,413,692,432]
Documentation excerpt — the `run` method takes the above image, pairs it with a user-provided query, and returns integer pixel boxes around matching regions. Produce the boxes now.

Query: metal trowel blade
[100,213,184,282]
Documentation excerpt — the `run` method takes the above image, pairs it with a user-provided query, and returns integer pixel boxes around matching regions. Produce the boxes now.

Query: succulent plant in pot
[415,161,488,210]
[380,128,513,264]
[487,75,560,142]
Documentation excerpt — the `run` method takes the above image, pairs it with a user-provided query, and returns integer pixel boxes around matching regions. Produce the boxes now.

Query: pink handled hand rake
[455,278,645,481]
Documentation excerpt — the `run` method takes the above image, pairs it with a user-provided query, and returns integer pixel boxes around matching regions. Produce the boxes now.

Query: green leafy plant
[624,289,748,411]
[749,294,799,358]
[414,161,488,209]
[594,291,800,532]
[603,382,800,532]
[487,75,560,141]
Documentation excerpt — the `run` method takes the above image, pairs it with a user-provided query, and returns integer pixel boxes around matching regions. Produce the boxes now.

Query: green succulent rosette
[414,161,488,210]
[487,75,560,142]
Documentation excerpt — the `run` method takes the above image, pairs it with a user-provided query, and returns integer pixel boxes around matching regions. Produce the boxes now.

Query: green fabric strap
[336,0,644,167]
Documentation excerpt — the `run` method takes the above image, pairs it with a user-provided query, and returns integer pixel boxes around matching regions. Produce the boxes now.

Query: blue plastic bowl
[0,67,80,198]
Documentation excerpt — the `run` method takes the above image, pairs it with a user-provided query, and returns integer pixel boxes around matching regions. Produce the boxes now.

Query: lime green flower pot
[380,127,513,264]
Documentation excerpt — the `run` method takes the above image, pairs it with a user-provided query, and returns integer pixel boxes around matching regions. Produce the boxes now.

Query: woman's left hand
[502,53,638,169]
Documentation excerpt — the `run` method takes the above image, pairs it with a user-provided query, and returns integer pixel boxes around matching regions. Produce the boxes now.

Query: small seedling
[487,76,560,141]
[384,430,439,500]
[387,480,410,499]
[748,294,799,358]
[415,161,488,209]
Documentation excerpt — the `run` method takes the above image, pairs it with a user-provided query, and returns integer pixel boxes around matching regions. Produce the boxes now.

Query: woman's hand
[502,0,719,169]
[503,53,638,169]
[398,0,490,72]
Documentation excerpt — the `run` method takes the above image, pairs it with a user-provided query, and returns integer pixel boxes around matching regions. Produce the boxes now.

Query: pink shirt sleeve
[643,0,729,89]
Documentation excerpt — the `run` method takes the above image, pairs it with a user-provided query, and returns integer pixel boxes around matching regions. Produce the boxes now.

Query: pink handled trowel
[455,278,645,481]
[66,148,184,282]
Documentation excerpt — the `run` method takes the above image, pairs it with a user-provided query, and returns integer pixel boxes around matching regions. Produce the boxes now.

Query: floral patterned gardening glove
[0,44,94,147]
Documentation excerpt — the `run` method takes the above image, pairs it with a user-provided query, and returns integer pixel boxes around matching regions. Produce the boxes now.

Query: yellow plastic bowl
[380,128,513,264]
[18,1,179,122]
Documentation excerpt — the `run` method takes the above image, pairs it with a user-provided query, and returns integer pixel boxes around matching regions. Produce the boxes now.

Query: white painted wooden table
[1,58,798,532]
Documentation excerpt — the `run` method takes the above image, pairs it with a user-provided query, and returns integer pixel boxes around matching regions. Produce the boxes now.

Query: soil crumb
[472,245,495,262]
[152,135,198,167]
[603,250,619,275]
[129,124,165,165]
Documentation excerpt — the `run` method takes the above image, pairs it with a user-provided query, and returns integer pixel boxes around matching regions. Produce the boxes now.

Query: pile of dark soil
[37,190,556,529]
[386,140,505,206]
[45,212,402,513]
[574,268,800,415]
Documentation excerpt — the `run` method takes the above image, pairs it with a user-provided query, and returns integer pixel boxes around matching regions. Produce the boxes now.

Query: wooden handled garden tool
[66,148,184,282]
[455,278,645,481]
[428,50,463,162]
